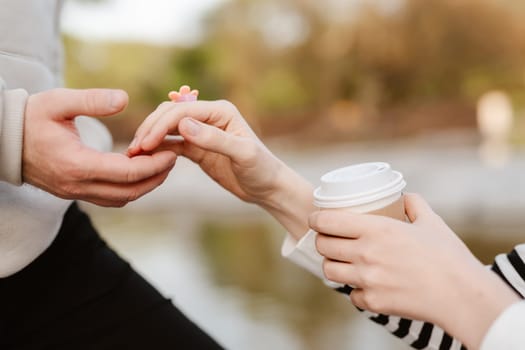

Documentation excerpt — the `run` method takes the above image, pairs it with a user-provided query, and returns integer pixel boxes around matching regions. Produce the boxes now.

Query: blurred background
[62,0,525,349]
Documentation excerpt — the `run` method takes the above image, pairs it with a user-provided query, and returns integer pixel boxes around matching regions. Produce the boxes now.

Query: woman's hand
[128,95,315,238]
[311,193,521,350]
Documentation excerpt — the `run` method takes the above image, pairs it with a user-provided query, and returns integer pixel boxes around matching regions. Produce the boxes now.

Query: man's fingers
[42,88,128,120]
[78,167,173,206]
[79,150,177,184]
[404,193,435,223]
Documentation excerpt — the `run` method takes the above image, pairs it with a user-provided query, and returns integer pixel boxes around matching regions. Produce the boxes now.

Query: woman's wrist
[437,261,520,349]
[258,162,316,240]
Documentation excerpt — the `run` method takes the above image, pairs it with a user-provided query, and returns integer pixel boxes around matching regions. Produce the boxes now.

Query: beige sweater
[0,0,111,277]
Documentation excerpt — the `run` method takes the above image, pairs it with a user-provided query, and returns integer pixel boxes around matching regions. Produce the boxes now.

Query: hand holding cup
[310,166,519,350]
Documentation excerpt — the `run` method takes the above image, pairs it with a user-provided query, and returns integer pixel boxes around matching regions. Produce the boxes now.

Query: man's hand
[23,88,177,207]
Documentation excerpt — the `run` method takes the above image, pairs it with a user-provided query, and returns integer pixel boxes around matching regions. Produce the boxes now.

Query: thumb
[44,88,128,120]
[404,193,434,223]
[178,118,251,161]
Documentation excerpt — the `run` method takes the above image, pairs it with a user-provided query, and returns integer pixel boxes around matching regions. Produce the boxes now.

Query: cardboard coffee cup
[313,162,406,220]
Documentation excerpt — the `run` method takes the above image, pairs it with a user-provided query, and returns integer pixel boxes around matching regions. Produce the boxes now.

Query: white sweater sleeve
[0,81,29,185]
[480,301,525,350]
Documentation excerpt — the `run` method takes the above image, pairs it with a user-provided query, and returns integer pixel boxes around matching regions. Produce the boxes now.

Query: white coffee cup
[313,162,407,220]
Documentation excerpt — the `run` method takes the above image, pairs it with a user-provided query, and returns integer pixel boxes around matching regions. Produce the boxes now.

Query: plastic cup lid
[313,162,406,208]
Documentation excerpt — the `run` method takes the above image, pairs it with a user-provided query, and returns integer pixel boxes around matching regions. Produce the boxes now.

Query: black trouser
[0,203,223,350]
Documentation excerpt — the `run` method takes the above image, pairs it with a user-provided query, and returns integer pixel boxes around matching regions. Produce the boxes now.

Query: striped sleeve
[282,231,525,350]
[333,244,525,350]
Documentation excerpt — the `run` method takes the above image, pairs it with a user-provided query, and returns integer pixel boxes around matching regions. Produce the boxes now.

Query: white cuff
[480,301,525,350]
[0,88,28,185]
[281,229,344,288]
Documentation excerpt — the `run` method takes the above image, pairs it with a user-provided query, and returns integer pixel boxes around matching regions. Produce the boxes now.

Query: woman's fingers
[128,101,176,156]
[178,118,259,163]
[309,207,410,240]
[322,259,361,286]
[130,100,242,157]
[138,101,236,152]
[316,234,356,262]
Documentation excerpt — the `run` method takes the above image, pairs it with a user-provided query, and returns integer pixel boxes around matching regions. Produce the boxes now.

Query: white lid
[313,162,406,208]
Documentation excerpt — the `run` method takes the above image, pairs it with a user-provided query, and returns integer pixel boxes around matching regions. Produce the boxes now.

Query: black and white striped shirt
[334,247,525,350]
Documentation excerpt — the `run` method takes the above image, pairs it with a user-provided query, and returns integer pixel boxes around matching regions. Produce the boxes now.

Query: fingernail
[110,90,127,110]
[183,118,200,136]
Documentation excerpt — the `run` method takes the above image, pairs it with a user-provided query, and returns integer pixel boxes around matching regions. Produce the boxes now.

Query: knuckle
[357,245,376,265]
[125,168,141,183]
[360,292,383,312]
[315,234,324,254]
[83,90,101,114]
[125,189,141,202]
[313,212,333,232]
[322,261,334,280]
[48,88,66,102]
[334,246,346,261]
[114,201,128,208]
[216,99,231,105]
[360,267,381,289]
[103,200,127,208]
[217,99,236,112]
[323,260,340,281]
[72,164,90,182]
[159,101,173,110]
[308,213,319,231]
[60,183,82,199]
[59,158,87,181]
[237,141,259,163]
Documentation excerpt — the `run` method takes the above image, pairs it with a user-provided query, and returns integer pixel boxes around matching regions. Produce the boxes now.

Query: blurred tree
[64,0,525,142]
